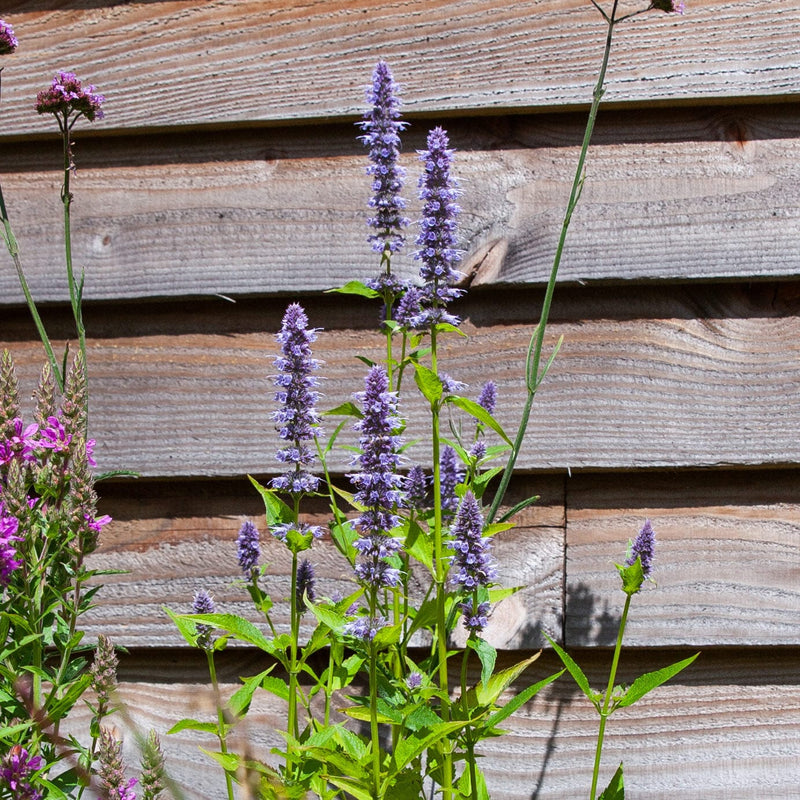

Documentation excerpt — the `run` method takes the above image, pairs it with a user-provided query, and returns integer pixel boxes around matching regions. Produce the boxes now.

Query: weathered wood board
[3,284,799,475]
[62,648,800,800]
[2,105,800,303]
[1,0,797,137]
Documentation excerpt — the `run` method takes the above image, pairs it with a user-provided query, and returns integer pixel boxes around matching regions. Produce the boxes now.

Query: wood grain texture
[2,104,800,304]
[60,648,800,800]
[1,0,798,137]
[565,471,800,646]
[3,284,799,475]
[81,476,565,649]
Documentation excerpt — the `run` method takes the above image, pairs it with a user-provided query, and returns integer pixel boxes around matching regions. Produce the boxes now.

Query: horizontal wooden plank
[3,283,799,475]
[565,471,800,646]
[2,104,800,303]
[1,1,797,138]
[83,476,565,649]
[61,648,800,799]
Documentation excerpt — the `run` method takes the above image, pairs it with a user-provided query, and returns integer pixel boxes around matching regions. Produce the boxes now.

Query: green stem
[589,591,632,800]
[368,591,382,799]
[206,650,236,800]
[288,548,300,744]
[0,183,64,391]
[61,117,88,417]
[487,0,620,524]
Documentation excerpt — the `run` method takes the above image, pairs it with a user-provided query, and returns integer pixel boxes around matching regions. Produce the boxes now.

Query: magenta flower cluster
[271,303,322,496]
[1,745,42,800]
[35,71,105,123]
[0,19,17,55]
[349,366,405,589]
[358,61,409,260]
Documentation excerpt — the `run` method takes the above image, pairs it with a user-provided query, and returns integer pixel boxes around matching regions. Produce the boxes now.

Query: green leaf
[182,612,276,653]
[228,668,274,717]
[615,653,699,709]
[497,494,540,524]
[484,669,564,731]
[444,395,512,444]
[475,652,540,707]
[307,601,348,632]
[413,362,443,404]
[597,763,624,800]
[545,634,598,710]
[389,720,466,777]
[457,762,490,800]
[405,519,434,573]
[324,401,364,418]
[617,557,645,596]
[167,718,221,735]
[468,636,497,689]
[260,674,292,703]
[326,280,379,298]
[248,475,294,526]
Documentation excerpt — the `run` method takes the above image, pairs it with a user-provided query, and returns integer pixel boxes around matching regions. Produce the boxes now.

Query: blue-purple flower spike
[271,303,322,496]
[450,491,496,592]
[359,61,409,261]
[296,558,316,611]
[626,519,656,578]
[413,126,463,328]
[348,365,405,589]
[237,519,261,575]
[439,445,463,516]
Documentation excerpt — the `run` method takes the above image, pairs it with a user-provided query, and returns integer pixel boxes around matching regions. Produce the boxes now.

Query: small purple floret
[0,20,18,55]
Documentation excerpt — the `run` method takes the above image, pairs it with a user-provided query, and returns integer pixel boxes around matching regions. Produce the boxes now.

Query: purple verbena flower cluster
[35,71,105,123]
[651,0,685,13]
[626,519,656,578]
[349,366,405,589]
[1,745,42,800]
[412,126,463,328]
[0,20,17,56]
[358,61,409,259]
[271,304,322,496]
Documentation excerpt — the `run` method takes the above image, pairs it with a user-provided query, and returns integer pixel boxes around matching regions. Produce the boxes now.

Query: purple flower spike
[412,126,463,328]
[449,491,496,591]
[348,365,406,589]
[35,71,105,122]
[477,381,497,415]
[192,589,216,650]
[271,303,322,496]
[0,502,22,589]
[358,61,409,258]
[404,465,429,511]
[626,519,656,578]
[459,600,491,633]
[439,445,463,516]
[0,20,18,55]
[237,519,261,575]
[296,558,316,610]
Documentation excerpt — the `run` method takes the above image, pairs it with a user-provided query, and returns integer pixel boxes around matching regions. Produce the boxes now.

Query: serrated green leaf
[167,718,221,735]
[324,401,364,418]
[484,668,563,730]
[307,601,348,632]
[615,653,699,709]
[405,518,434,573]
[183,612,275,653]
[326,280,379,298]
[413,362,443,404]
[476,652,539,707]
[389,720,465,778]
[468,637,497,689]
[248,475,294,526]
[598,762,624,799]
[444,395,512,445]
[457,762,490,800]
[545,634,598,709]
[228,668,274,717]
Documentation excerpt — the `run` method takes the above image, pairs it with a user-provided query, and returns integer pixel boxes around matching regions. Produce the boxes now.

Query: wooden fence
[1,1,799,797]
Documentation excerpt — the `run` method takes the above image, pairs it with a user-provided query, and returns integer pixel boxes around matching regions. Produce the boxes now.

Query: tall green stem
[488,0,621,524]
[589,592,631,800]
[0,184,64,391]
[206,650,236,800]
